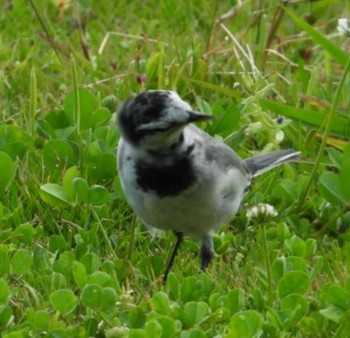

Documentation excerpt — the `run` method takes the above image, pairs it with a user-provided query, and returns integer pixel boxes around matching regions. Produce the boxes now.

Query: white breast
[117,126,251,236]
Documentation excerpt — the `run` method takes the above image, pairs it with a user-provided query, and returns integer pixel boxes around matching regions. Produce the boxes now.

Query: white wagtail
[117,90,300,282]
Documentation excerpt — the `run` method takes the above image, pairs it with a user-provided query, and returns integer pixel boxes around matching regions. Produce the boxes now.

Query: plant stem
[28,0,62,61]
[297,55,350,210]
[261,222,272,305]
[70,56,83,169]
[29,67,37,136]
[92,208,118,260]
[127,216,137,261]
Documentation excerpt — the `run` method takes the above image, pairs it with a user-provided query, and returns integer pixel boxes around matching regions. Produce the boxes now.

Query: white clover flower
[337,18,350,37]
[246,203,278,222]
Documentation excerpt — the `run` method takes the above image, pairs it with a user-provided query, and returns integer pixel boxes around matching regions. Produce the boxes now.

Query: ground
[0,1,350,337]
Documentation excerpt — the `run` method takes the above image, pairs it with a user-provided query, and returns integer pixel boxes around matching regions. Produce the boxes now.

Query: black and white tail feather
[245,149,300,177]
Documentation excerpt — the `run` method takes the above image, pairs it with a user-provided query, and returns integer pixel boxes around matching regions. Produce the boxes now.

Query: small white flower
[337,18,350,37]
[246,203,278,221]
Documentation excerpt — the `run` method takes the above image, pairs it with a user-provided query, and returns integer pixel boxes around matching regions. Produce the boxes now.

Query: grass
[1,0,350,337]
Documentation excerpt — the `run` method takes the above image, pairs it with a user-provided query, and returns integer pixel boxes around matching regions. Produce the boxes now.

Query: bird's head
[117,90,213,151]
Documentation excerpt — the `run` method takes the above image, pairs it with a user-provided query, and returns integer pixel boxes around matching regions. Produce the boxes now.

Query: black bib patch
[135,145,196,197]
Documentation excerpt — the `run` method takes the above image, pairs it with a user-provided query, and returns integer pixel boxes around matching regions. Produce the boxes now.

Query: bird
[117,90,300,282]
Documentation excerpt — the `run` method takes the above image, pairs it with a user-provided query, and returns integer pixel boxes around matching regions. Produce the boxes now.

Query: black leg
[163,231,183,283]
[200,234,214,271]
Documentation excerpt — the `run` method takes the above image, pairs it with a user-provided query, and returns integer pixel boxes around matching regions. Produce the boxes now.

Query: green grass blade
[70,57,80,136]
[70,56,82,168]
[298,56,350,209]
[284,7,348,67]
[29,67,37,137]
[182,77,241,99]
[259,100,350,139]
[158,46,165,89]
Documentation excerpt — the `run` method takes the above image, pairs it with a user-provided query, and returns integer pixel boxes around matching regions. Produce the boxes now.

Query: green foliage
[228,310,263,338]
[11,249,33,275]
[259,100,350,139]
[49,289,78,314]
[0,152,16,196]
[0,279,10,304]
[277,271,310,298]
[0,0,350,336]
[284,7,349,67]
[319,145,350,204]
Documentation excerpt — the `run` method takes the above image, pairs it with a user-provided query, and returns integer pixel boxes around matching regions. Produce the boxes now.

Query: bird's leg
[163,231,183,283]
[200,233,214,271]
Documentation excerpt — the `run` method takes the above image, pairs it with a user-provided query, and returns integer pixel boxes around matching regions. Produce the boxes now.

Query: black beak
[187,111,214,123]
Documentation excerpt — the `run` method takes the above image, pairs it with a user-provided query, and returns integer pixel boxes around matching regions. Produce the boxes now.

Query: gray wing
[188,125,251,181]
[245,149,300,177]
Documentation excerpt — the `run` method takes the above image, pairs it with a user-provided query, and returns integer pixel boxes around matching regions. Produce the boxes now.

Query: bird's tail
[245,149,300,177]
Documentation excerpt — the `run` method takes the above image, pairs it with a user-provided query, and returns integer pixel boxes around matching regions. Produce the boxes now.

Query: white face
[138,119,186,151]
[142,134,180,151]
[137,91,192,132]
[135,91,193,151]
